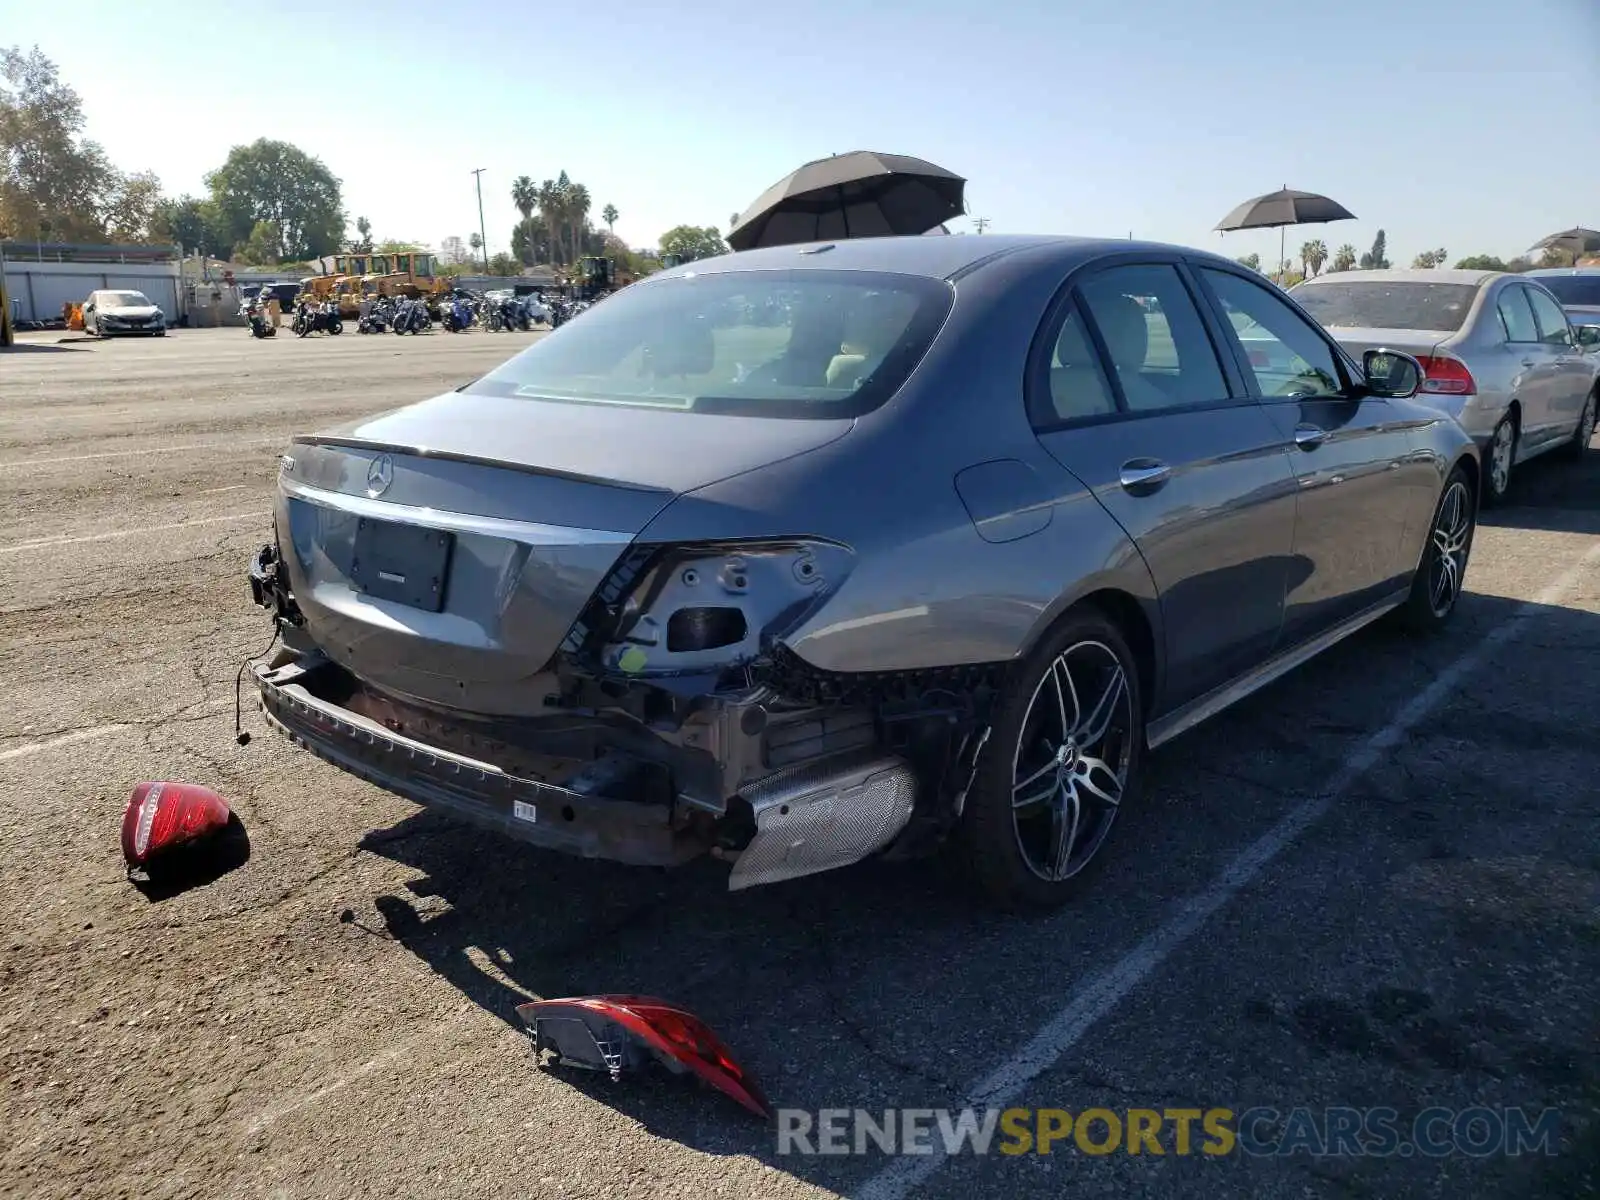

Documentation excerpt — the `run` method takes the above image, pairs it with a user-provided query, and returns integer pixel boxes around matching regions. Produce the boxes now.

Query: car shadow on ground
[1478,444,1600,533]
[1,342,90,353]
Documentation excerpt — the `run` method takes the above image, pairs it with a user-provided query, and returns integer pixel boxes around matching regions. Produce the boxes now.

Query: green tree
[658,224,729,262]
[0,45,123,240]
[1454,254,1508,271]
[374,239,424,253]
[1331,244,1357,272]
[100,169,163,242]
[1235,252,1261,272]
[237,219,284,265]
[204,138,345,261]
[602,202,618,233]
[151,194,225,255]
[1505,256,1534,273]
[1411,247,1448,268]
[1358,229,1389,270]
[512,214,551,265]
[566,182,591,264]
[511,175,537,221]
[469,232,482,255]
[536,177,564,263]
[1301,239,1328,278]
[349,215,373,252]
[1537,246,1577,268]
[486,250,519,277]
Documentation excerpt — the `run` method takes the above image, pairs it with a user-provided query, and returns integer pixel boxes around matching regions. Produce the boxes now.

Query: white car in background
[1288,269,1599,504]
[83,289,167,337]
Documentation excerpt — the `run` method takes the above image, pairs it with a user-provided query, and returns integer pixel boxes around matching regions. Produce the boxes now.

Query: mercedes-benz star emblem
[366,453,394,497]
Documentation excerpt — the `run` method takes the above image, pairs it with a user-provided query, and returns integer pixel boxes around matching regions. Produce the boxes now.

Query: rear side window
[467,269,953,419]
[1525,287,1573,346]
[1497,288,1538,342]
[1291,281,1478,332]
[1074,264,1228,412]
[1034,305,1118,425]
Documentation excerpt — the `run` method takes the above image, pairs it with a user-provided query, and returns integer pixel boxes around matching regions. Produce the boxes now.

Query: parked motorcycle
[292,298,343,337]
[357,298,390,334]
[240,298,276,339]
[391,296,430,335]
[442,295,476,333]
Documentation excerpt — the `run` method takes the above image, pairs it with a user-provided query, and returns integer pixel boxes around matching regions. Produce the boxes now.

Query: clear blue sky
[5,0,1596,265]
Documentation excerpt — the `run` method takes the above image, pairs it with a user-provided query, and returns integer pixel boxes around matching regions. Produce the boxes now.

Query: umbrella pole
[1279,226,1286,283]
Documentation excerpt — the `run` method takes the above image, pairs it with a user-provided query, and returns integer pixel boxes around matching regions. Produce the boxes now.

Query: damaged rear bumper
[256,656,709,866]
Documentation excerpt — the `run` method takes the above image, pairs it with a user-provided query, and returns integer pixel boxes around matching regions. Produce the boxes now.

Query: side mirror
[1575,324,1600,349]
[1363,348,1423,399]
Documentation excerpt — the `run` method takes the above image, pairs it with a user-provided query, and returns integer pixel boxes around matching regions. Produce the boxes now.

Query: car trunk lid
[275,391,851,715]
[1322,326,1456,360]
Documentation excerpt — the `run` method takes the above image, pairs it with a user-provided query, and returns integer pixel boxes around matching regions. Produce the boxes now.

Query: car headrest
[1094,293,1149,369]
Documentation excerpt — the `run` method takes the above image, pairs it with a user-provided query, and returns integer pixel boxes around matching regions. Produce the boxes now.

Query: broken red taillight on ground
[516,994,772,1119]
[120,781,232,875]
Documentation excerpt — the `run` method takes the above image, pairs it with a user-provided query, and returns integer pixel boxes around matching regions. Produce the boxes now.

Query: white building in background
[440,236,467,266]
[0,241,184,325]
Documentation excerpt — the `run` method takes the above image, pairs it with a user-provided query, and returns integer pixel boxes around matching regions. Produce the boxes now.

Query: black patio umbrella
[1529,227,1600,259]
[1215,186,1356,281]
[728,152,966,251]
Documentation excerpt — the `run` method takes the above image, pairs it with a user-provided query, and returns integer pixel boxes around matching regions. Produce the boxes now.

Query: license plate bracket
[349,519,453,612]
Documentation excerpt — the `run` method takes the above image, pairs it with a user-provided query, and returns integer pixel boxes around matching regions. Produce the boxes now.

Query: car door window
[1497,286,1539,343]
[1073,264,1229,413]
[1199,268,1345,399]
[1033,303,1119,425]
[1525,287,1573,347]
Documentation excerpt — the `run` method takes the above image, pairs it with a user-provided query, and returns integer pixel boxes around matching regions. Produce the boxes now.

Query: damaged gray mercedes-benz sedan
[249,234,1480,906]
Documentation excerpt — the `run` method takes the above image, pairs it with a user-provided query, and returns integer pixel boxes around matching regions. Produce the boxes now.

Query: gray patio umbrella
[728,152,966,251]
[1529,227,1600,260]
[1215,186,1356,281]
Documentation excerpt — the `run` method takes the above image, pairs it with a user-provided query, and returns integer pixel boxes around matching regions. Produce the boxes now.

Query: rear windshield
[1534,275,1600,307]
[1290,281,1478,332]
[466,269,953,418]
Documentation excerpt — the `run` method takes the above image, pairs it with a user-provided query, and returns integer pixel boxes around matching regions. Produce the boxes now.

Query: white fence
[0,257,184,324]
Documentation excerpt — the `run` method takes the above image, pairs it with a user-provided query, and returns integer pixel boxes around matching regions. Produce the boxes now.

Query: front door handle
[1118,459,1171,494]
[1293,424,1328,450]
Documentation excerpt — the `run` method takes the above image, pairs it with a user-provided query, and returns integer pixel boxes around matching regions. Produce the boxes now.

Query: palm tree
[536,178,563,264]
[1331,243,1357,273]
[1304,239,1328,278]
[567,182,591,266]
[511,176,538,222]
[602,203,618,234]
[730,212,740,232]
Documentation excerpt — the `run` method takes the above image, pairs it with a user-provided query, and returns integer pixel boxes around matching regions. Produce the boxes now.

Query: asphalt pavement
[1,326,1595,1200]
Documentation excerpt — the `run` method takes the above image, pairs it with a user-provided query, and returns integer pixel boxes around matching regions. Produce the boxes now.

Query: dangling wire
[233,624,281,746]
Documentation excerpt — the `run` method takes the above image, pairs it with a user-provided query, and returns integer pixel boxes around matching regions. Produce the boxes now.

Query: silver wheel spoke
[1050,657,1078,741]
[1013,777,1056,809]
[1049,783,1079,880]
[1076,756,1123,807]
[1074,664,1126,747]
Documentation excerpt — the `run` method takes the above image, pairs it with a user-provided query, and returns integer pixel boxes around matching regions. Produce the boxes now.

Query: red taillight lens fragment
[120,782,232,871]
[517,994,772,1119]
[1416,354,1476,395]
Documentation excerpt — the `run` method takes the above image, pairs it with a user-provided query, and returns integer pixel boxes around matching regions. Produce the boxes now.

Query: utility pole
[972,217,990,235]
[471,168,489,272]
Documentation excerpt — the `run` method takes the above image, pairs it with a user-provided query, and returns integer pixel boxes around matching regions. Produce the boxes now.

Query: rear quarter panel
[638,245,1162,677]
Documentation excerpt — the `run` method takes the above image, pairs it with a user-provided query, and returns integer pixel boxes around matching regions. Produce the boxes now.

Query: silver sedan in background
[1290,269,1599,503]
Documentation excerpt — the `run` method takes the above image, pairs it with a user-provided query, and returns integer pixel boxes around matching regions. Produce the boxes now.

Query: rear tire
[1482,414,1516,506]
[1561,391,1596,460]
[958,608,1144,909]
[1398,465,1475,633]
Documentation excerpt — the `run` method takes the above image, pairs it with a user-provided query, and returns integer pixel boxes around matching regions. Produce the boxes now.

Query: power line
[972,217,991,235]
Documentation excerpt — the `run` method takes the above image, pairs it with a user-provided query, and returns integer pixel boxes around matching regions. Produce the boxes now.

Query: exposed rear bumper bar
[254,659,707,866]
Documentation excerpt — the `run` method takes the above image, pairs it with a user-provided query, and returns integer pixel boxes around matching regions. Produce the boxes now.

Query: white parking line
[0,724,127,764]
[853,540,1600,1200]
[0,512,266,554]
[0,436,286,469]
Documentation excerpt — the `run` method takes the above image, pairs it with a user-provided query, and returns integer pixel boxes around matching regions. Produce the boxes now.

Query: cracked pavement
[1,328,1596,1199]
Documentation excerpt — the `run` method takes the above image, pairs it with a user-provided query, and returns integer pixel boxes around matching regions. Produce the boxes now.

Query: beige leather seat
[826,353,868,388]
[1047,314,1116,420]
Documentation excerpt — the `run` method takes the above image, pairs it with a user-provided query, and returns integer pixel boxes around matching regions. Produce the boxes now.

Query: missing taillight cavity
[667,606,748,652]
